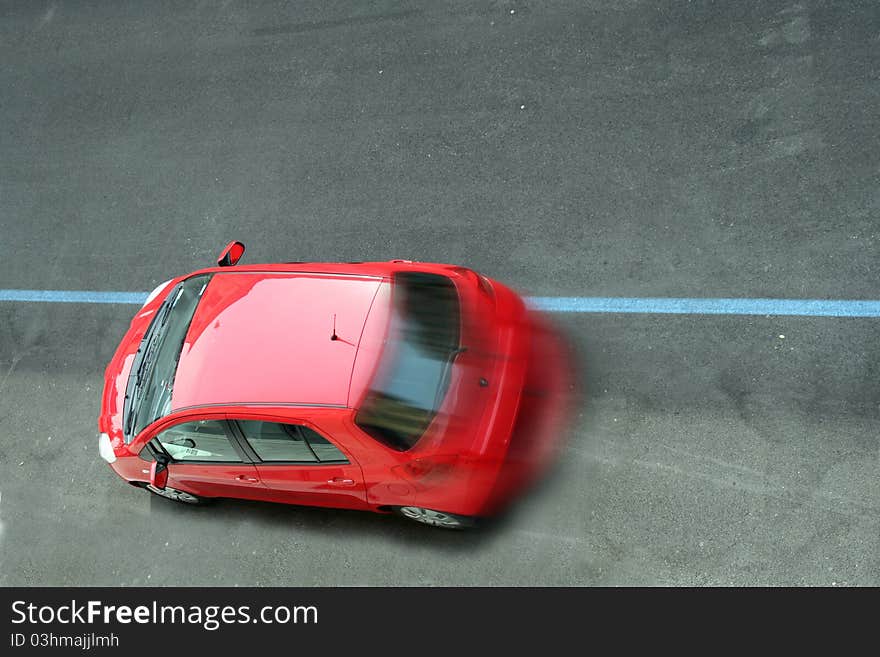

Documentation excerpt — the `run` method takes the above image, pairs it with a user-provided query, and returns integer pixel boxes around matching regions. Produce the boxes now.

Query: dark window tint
[139,439,168,462]
[156,420,241,462]
[238,420,348,463]
[300,426,348,463]
[238,420,315,462]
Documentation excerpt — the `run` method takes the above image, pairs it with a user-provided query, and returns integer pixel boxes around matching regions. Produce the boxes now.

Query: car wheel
[395,506,473,529]
[145,484,206,505]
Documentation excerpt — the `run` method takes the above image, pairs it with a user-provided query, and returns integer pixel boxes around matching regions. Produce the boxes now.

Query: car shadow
[148,492,521,552]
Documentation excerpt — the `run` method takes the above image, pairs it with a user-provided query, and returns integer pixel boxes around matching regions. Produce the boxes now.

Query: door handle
[235,475,260,483]
[327,477,356,486]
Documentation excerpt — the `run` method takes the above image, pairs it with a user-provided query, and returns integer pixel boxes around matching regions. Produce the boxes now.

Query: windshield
[123,274,211,442]
[355,272,461,451]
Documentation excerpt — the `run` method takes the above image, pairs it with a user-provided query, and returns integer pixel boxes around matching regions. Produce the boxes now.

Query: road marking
[0,290,150,304]
[1,289,880,317]
[527,296,880,317]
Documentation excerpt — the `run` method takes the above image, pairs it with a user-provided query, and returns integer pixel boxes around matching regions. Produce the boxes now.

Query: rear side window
[355,272,460,451]
[237,420,348,463]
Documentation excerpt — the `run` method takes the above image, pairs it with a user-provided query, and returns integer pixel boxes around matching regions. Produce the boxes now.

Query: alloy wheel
[398,506,464,528]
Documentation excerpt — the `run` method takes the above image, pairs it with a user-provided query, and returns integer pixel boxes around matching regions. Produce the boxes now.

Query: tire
[395,506,474,529]
[145,484,207,505]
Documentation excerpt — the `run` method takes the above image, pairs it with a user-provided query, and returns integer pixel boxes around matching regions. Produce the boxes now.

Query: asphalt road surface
[1,0,878,585]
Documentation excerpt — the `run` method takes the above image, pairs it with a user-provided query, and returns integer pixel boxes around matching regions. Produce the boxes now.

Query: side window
[300,426,348,463]
[237,420,348,464]
[138,444,155,462]
[238,421,315,462]
[138,439,167,462]
[156,420,241,462]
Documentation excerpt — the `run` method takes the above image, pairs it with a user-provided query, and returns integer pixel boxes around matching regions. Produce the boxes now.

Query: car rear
[351,266,567,518]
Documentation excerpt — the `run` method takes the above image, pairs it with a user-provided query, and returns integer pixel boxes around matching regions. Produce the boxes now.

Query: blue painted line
[1,289,879,317]
[0,290,149,304]
[526,296,880,317]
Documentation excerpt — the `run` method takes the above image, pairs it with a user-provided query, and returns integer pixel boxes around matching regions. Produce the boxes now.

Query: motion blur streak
[479,312,579,517]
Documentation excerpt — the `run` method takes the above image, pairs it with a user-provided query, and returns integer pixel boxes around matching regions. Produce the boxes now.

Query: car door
[230,419,370,511]
[145,418,269,501]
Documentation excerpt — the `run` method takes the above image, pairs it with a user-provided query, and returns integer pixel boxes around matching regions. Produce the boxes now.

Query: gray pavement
[1,0,878,585]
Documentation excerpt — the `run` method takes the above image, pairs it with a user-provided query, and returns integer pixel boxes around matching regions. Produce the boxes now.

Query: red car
[99,242,571,528]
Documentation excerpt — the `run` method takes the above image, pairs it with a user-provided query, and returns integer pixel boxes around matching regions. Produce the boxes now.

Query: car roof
[170,271,386,411]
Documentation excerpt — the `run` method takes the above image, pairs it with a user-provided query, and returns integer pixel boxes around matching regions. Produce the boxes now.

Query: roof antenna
[330,313,338,341]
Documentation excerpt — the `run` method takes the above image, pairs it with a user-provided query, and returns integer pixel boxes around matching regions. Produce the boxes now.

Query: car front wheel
[395,506,474,529]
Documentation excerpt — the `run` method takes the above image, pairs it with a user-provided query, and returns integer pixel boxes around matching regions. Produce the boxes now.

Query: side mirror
[149,459,169,490]
[217,241,245,267]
